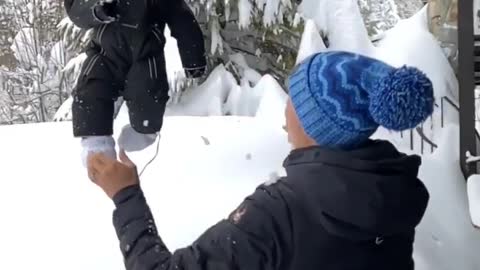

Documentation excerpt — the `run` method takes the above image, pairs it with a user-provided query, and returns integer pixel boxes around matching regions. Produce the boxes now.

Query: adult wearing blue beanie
[86,51,433,270]
[289,51,434,149]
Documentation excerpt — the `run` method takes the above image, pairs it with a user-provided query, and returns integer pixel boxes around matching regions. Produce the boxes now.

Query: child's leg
[72,52,122,137]
[119,54,169,152]
[72,48,123,164]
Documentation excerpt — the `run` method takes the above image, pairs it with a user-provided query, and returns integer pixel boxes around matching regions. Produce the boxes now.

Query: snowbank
[468,175,480,227]
[414,125,480,270]
[0,115,289,270]
[298,0,375,56]
[3,116,480,270]
[376,6,459,101]
[295,19,326,65]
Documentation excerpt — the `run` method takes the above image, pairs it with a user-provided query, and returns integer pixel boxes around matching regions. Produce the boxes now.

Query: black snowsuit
[112,140,429,270]
[65,0,206,136]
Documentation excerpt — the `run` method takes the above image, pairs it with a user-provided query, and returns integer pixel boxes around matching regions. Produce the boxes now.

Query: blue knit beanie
[288,51,434,149]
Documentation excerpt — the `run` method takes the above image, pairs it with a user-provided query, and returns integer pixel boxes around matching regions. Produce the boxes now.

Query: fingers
[87,154,99,182]
[89,153,107,171]
[119,149,135,168]
[88,152,116,176]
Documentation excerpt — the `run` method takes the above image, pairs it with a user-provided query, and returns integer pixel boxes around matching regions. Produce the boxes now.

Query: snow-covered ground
[0,115,289,270]
[2,2,480,270]
[2,104,480,270]
[414,126,480,270]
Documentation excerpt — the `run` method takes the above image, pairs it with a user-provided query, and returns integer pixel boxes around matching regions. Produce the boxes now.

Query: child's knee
[124,56,169,99]
[126,99,167,134]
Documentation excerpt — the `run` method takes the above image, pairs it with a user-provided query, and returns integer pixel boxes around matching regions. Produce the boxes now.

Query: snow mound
[298,0,375,56]
[297,2,458,105]
[376,6,459,101]
[414,125,480,270]
[0,116,290,270]
[295,19,327,65]
[468,175,480,228]
[254,75,288,129]
[165,65,237,116]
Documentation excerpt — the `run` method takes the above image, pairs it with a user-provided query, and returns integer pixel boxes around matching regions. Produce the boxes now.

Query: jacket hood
[283,140,429,241]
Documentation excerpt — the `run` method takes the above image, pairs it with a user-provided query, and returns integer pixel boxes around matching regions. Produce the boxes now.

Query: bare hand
[87,150,139,199]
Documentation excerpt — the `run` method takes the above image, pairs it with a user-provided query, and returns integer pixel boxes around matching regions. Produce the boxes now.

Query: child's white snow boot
[81,136,117,168]
[118,124,159,152]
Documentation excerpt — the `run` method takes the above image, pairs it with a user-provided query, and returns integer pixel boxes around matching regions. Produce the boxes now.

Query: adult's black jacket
[112,140,429,270]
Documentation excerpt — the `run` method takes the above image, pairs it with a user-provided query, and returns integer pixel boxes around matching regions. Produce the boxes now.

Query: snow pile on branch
[165,64,287,121]
[295,20,326,65]
[234,0,294,28]
[298,0,375,56]
[254,75,288,129]
[358,0,400,36]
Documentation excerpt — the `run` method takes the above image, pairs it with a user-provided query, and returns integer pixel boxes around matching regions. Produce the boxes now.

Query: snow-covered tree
[394,0,425,19]
[0,0,16,69]
[0,0,427,124]
[58,0,304,87]
[185,0,303,83]
[0,0,68,124]
[0,0,14,52]
[358,0,400,37]
[59,0,426,87]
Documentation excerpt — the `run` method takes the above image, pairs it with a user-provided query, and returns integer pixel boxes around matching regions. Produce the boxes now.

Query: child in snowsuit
[87,51,434,270]
[65,0,206,164]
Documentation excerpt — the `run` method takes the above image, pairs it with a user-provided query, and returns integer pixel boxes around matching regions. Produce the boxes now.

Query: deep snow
[2,106,480,270]
[0,115,290,270]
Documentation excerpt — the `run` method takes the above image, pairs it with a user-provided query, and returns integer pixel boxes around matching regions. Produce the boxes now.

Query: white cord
[139,135,161,177]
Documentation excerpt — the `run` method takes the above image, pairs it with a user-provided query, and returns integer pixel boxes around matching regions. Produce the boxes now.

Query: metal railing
[395,95,480,156]
[441,95,460,127]
[441,95,480,161]
[400,114,437,155]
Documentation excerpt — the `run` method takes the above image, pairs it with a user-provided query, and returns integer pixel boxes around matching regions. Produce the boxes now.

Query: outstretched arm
[164,0,207,78]
[113,183,293,270]
[87,152,292,270]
